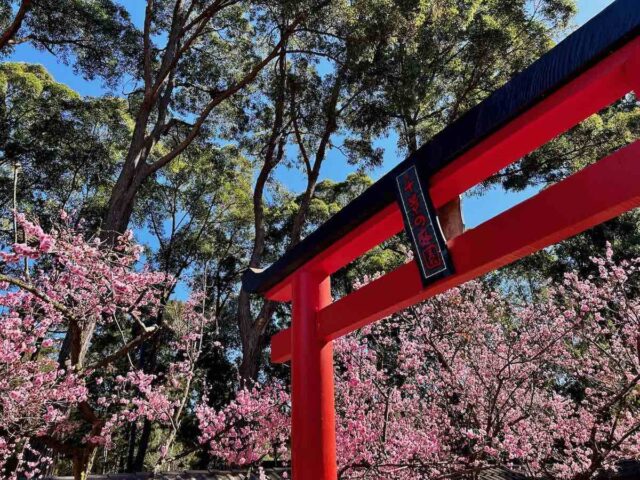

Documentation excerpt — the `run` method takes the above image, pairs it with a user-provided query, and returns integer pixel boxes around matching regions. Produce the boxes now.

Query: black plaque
[395,165,453,286]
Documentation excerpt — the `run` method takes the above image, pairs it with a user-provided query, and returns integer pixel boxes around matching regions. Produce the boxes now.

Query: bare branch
[85,326,160,371]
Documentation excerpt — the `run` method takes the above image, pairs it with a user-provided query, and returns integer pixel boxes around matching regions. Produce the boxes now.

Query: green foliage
[490,98,640,191]
[0,62,131,230]
[139,143,253,277]
[0,0,139,83]
[361,0,577,153]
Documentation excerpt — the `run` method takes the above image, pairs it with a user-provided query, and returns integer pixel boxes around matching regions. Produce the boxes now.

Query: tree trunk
[125,421,137,472]
[102,165,146,241]
[437,195,464,240]
[132,419,152,471]
[237,51,288,382]
[131,322,162,469]
[71,447,94,480]
[239,326,266,381]
[237,64,342,382]
[239,341,262,382]
[238,290,257,381]
[238,292,274,382]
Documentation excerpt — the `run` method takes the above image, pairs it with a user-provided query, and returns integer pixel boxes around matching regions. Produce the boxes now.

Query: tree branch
[0,0,31,52]
[143,0,154,92]
[84,326,161,372]
[290,81,311,174]
[0,273,74,319]
[144,12,309,177]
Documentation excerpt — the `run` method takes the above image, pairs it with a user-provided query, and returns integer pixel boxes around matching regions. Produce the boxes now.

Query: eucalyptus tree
[380,0,576,148]
[0,62,131,234]
[235,0,580,381]
[31,0,333,372]
[0,0,138,83]
[236,0,401,381]
[100,0,331,240]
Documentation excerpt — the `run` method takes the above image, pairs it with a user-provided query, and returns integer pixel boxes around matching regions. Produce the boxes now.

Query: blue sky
[5,0,616,233]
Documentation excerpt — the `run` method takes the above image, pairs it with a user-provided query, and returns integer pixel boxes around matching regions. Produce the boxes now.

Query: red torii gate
[242,1,640,478]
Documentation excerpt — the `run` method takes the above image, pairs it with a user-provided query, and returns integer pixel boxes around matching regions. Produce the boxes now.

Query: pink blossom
[0,214,213,477]
[197,247,640,479]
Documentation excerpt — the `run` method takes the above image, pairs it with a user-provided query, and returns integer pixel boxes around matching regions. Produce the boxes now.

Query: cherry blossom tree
[0,214,213,479]
[196,382,291,467]
[3,213,638,479]
[198,246,640,479]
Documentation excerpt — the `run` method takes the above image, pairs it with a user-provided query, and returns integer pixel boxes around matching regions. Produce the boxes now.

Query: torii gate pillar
[291,270,337,480]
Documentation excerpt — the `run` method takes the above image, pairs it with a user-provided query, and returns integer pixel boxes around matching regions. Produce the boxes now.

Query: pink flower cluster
[196,382,291,466]
[197,245,640,479]
[0,214,213,477]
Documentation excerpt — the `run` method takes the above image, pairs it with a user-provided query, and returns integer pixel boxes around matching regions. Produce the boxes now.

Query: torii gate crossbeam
[241,1,640,478]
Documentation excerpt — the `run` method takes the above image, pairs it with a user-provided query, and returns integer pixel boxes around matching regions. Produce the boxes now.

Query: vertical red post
[291,270,337,480]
